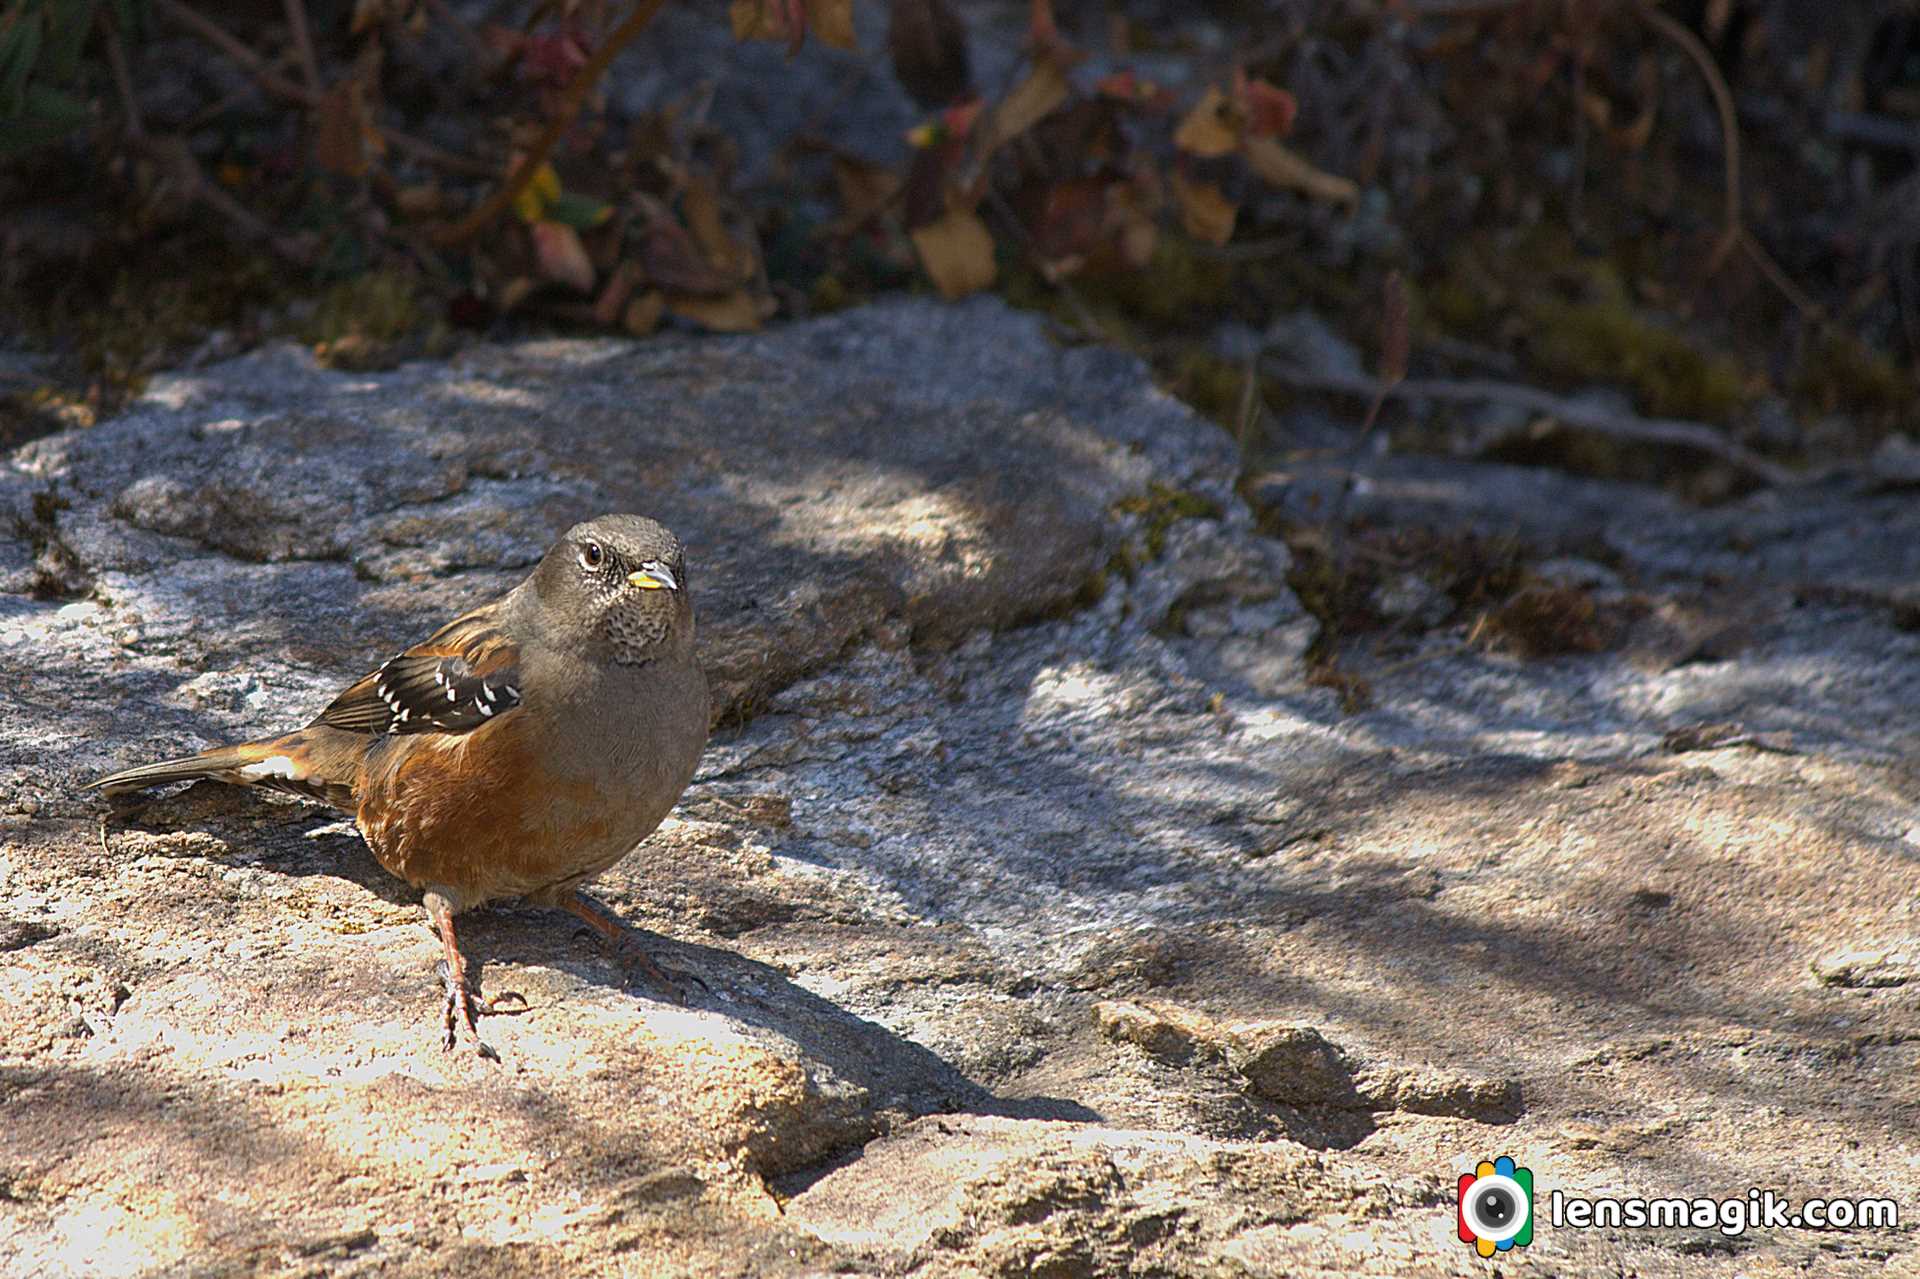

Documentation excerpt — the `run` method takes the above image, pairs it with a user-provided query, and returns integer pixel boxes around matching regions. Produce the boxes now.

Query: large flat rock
[4,298,1920,1276]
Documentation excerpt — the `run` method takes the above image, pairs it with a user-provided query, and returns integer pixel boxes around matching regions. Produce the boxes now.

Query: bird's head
[532,513,694,665]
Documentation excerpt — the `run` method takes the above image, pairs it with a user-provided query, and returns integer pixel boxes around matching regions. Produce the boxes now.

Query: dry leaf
[910,206,996,298]
[668,290,764,332]
[1174,86,1239,157]
[978,52,1071,158]
[683,176,749,281]
[806,0,857,50]
[624,290,666,335]
[637,204,737,294]
[1243,136,1358,205]
[531,221,596,292]
[1173,172,1236,246]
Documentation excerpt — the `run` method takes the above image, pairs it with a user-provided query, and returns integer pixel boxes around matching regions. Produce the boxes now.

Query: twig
[157,0,494,178]
[1634,2,1739,269]
[158,0,318,104]
[98,7,144,139]
[1264,367,1798,487]
[433,0,673,248]
[284,0,323,102]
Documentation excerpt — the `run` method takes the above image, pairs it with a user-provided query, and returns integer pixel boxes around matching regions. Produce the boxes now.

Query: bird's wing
[315,602,523,736]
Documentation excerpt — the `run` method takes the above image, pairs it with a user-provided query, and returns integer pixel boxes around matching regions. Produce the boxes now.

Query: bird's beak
[628,565,677,591]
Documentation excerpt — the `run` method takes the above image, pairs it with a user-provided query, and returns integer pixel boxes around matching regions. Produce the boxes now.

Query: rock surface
[3,297,1919,1276]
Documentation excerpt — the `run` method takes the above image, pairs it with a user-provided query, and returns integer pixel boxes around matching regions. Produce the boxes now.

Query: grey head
[527,514,695,666]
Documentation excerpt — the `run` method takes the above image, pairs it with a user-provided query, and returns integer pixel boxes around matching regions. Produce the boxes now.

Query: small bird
[86,514,711,1053]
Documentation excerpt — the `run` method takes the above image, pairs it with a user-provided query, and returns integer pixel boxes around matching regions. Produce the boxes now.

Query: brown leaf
[624,290,666,335]
[638,208,736,295]
[910,206,997,298]
[1174,86,1239,158]
[668,289,764,332]
[1243,137,1358,205]
[1172,172,1236,246]
[806,0,858,51]
[977,51,1071,159]
[888,0,972,109]
[531,221,596,292]
[683,176,750,281]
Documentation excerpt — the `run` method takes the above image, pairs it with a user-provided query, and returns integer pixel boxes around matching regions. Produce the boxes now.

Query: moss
[1113,483,1223,557]
[1527,297,1751,423]
[1793,330,1915,420]
[1073,237,1236,331]
[1424,227,1754,425]
[304,270,426,371]
[1165,350,1253,429]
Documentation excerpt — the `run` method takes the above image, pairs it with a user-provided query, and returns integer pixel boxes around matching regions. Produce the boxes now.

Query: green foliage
[0,0,145,156]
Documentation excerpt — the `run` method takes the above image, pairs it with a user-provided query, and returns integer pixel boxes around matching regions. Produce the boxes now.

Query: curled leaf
[1243,136,1358,206]
[1174,86,1239,158]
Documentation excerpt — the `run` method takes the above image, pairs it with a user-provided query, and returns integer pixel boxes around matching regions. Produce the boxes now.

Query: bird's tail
[84,730,360,809]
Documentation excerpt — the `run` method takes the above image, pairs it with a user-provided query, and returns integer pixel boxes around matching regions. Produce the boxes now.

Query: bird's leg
[561,891,705,1003]
[422,888,526,1057]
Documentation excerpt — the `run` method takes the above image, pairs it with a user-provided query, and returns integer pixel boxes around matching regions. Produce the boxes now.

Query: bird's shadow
[96,781,1102,1168]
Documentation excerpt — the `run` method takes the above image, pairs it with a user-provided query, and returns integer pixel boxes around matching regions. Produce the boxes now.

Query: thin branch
[157,0,318,106]
[432,0,673,248]
[98,7,144,139]
[284,0,323,102]
[1265,366,1798,487]
[157,0,494,179]
[1635,2,1739,266]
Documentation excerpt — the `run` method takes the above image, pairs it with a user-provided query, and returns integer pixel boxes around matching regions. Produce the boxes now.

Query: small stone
[1092,999,1216,1065]
[1224,1022,1359,1106]
[1811,947,1915,989]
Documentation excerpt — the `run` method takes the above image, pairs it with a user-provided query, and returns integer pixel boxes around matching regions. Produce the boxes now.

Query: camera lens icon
[1457,1156,1534,1256]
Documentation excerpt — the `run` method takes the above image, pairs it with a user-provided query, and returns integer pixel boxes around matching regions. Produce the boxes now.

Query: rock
[1092,999,1213,1065]
[1811,946,1917,989]
[1225,1022,1361,1107]
[7,297,1920,1275]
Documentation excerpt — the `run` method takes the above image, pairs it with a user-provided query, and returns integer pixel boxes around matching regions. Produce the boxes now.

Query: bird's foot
[435,959,528,1059]
[606,934,708,1005]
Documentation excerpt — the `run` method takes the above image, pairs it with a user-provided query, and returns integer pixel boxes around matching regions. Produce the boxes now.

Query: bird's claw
[435,960,527,1058]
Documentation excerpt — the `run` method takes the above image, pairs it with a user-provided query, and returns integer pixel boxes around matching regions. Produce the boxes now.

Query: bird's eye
[578,541,605,570]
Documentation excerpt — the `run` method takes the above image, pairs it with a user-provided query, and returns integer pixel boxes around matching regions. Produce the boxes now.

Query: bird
[85,514,711,1055]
